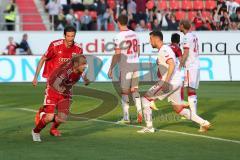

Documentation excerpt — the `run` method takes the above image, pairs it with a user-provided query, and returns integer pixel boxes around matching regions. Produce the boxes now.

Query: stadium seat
[74,11,84,20]
[182,0,193,10]
[158,0,168,10]
[202,11,212,19]
[175,11,186,21]
[188,11,197,21]
[193,0,204,10]
[205,0,217,10]
[169,0,180,10]
[235,0,240,4]
[89,11,97,20]
[146,0,155,10]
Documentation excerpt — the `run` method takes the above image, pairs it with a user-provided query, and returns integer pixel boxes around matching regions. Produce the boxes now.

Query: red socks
[33,114,46,133]
[51,115,61,130]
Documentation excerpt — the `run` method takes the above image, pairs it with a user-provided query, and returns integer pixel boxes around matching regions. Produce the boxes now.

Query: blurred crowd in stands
[42,0,240,31]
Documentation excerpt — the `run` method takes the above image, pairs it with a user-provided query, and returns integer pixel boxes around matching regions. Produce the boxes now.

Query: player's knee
[173,105,184,114]
[44,114,55,123]
[188,88,196,96]
[132,91,140,98]
[130,87,138,93]
[121,89,130,95]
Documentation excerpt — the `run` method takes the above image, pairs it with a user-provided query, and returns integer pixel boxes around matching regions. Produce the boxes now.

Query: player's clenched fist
[32,77,38,86]
[108,69,113,79]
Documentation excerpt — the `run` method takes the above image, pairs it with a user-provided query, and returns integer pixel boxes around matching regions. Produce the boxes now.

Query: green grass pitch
[0,82,240,160]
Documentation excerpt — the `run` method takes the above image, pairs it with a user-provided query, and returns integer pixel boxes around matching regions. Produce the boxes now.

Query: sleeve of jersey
[163,50,173,63]
[177,48,183,57]
[182,36,190,49]
[44,43,55,59]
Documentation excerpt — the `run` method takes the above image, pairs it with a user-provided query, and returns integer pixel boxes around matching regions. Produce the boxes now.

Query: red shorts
[43,87,71,114]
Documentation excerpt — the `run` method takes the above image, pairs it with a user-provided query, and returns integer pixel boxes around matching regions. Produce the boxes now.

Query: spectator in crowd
[96,0,107,30]
[19,34,32,55]
[166,13,178,30]
[192,11,205,30]
[226,0,239,16]
[135,19,148,31]
[127,0,137,16]
[46,0,62,22]
[4,0,16,31]
[230,7,240,23]
[4,36,18,55]
[71,0,85,11]
[80,9,92,30]
[151,18,161,31]
[83,0,96,10]
[220,10,231,30]
[56,9,66,30]
[59,0,70,14]
[65,9,77,28]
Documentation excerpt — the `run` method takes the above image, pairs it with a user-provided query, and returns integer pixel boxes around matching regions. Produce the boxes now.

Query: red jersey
[7,43,18,55]
[169,43,182,59]
[42,39,83,78]
[48,61,82,95]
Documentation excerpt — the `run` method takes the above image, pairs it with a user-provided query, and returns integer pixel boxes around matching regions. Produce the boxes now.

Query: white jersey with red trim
[157,45,181,85]
[182,32,200,69]
[114,30,139,69]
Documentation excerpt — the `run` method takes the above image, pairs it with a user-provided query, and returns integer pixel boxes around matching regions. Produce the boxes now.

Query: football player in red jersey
[32,55,88,142]
[32,26,89,137]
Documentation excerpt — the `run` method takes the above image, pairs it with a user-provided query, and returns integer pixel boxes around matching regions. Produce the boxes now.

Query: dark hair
[64,25,76,35]
[179,19,191,30]
[171,33,180,44]
[236,7,240,13]
[149,30,163,41]
[117,14,128,26]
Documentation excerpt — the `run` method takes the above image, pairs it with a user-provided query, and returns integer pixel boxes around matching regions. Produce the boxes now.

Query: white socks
[132,92,142,113]
[121,94,129,121]
[142,97,153,128]
[188,95,197,114]
[179,108,205,125]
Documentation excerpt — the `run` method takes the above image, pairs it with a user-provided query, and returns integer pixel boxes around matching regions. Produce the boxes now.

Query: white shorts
[184,68,200,89]
[146,81,182,105]
[120,70,139,90]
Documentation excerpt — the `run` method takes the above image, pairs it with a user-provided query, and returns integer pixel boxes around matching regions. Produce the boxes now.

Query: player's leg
[169,87,211,132]
[50,96,71,136]
[35,105,45,126]
[118,71,132,123]
[32,105,55,142]
[130,71,142,123]
[184,68,200,114]
[138,81,166,133]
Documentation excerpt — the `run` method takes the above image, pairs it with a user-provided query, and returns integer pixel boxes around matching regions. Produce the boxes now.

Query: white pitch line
[17,108,240,145]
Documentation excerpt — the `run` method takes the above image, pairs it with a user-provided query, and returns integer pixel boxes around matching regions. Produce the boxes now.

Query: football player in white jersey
[138,31,210,133]
[108,15,142,124]
[179,19,201,115]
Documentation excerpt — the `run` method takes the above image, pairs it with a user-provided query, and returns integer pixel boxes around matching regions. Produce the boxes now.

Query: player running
[151,33,184,111]
[108,14,142,124]
[179,20,200,115]
[32,55,88,142]
[138,31,210,133]
[32,26,88,136]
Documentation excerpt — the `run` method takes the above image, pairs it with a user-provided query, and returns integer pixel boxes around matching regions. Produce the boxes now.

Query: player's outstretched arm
[32,55,47,86]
